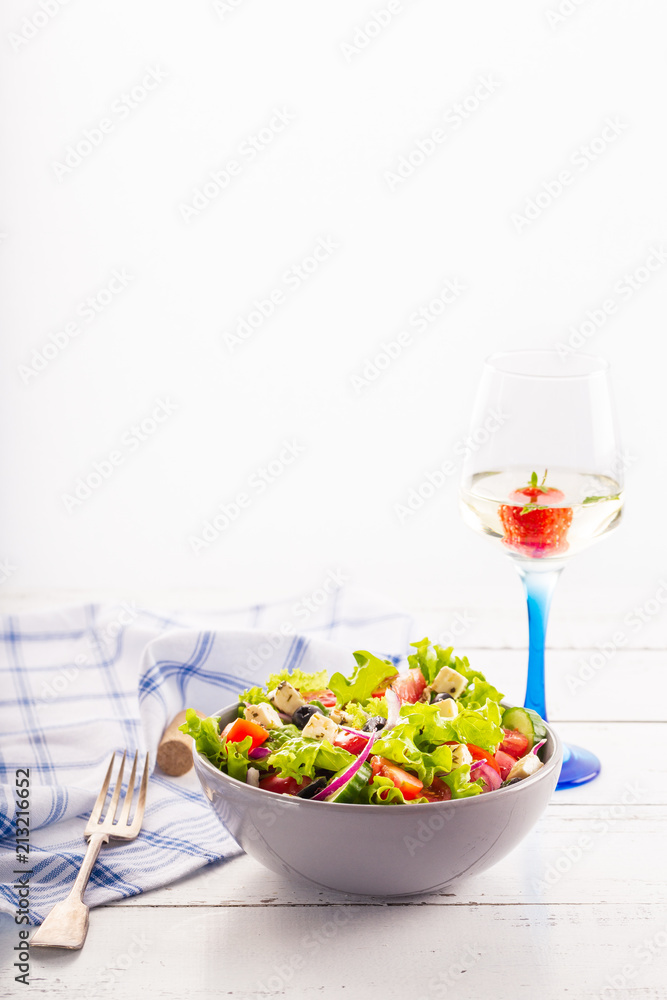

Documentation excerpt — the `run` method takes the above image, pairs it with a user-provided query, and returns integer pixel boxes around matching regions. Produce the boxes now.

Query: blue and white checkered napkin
[0,587,411,925]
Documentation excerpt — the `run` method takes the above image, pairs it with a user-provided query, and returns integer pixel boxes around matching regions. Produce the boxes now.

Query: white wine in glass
[459,350,624,788]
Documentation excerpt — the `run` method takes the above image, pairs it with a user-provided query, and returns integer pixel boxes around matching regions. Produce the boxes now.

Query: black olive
[292,704,323,729]
[433,692,454,703]
[362,716,386,733]
[296,777,327,798]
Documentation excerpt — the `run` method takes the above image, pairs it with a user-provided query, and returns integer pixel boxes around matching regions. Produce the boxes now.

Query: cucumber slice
[501,706,536,749]
[524,707,547,741]
[326,762,372,803]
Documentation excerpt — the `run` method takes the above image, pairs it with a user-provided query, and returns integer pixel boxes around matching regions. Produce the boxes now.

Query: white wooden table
[2,597,666,999]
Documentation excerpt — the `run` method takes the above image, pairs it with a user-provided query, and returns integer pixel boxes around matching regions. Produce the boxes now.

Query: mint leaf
[583,493,621,505]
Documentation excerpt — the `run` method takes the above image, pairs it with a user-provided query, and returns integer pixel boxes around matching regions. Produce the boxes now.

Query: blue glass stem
[517,566,563,721]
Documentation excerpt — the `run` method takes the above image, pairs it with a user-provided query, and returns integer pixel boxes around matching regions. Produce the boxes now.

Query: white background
[2,0,666,615]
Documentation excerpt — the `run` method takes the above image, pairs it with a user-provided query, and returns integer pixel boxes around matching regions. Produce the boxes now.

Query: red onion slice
[248,746,272,760]
[311,730,377,801]
[532,738,547,756]
[472,760,502,792]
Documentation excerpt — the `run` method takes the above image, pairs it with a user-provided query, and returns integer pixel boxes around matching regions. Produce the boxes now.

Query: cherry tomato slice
[499,729,530,758]
[259,774,311,796]
[303,689,337,708]
[494,750,518,781]
[390,668,427,706]
[467,744,502,775]
[333,731,369,756]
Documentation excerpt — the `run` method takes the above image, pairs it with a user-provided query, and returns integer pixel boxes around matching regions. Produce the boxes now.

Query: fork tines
[86,750,149,839]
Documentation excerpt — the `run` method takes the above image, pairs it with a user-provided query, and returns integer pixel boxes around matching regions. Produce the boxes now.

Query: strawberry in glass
[499,470,573,557]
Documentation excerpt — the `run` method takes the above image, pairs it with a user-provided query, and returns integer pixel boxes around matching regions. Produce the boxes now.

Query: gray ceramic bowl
[192,702,563,897]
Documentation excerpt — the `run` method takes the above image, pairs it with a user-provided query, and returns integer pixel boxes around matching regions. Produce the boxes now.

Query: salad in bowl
[181,637,547,806]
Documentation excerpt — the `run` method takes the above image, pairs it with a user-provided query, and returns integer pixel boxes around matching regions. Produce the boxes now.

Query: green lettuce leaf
[265,723,301,749]
[439,764,482,799]
[266,667,329,693]
[179,709,255,781]
[329,651,397,706]
[448,704,503,750]
[267,736,355,782]
[225,735,253,782]
[238,667,331,709]
[408,638,504,709]
[179,709,223,763]
[358,774,428,805]
[361,694,388,719]
[340,701,372,730]
[237,685,271,707]
[373,704,455,785]
[407,637,454,685]
[450,654,504,710]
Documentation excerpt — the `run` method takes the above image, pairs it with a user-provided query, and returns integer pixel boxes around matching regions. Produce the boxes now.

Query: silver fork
[31,749,149,950]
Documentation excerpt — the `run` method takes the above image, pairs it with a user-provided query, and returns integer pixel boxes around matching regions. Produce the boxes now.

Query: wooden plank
[549,723,666,804]
[412,594,667,651]
[4,590,666,649]
[5,903,666,999]
[454,649,667,721]
[112,805,667,909]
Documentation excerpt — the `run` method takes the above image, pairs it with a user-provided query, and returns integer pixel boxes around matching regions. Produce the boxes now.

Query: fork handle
[31,833,108,949]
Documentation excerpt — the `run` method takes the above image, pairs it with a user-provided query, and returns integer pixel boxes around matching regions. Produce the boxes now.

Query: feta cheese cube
[270,680,305,715]
[431,665,467,699]
[302,713,339,742]
[244,703,283,730]
[329,707,352,725]
[507,753,544,782]
[435,697,458,720]
[451,744,472,768]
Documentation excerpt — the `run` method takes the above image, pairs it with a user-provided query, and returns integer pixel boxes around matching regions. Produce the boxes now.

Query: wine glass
[459,350,624,788]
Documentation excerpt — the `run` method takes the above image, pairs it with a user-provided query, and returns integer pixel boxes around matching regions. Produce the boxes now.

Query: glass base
[557,742,601,789]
